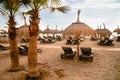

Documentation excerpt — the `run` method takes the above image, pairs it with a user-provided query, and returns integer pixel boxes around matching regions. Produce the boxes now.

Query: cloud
[0,0,120,32]
[85,0,120,9]
[106,3,120,9]
[66,0,120,10]
[39,0,120,31]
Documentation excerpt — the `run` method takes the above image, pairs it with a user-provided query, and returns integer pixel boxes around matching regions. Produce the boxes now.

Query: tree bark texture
[8,16,20,71]
[28,35,39,77]
[9,35,19,71]
[28,11,40,77]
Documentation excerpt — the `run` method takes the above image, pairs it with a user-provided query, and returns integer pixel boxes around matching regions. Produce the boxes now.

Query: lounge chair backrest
[80,47,92,56]
[108,39,113,43]
[67,39,72,43]
[62,47,73,54]
[100,39,105,43]
[118,36,120,39]
[0,44,4,48]
[21,45,28,51]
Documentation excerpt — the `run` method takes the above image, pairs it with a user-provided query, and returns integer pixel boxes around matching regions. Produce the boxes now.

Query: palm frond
[51,0,62,6]
[0,8,7,16]
[2,1,10,10]
[0,0,4,3]
[32,0,48,10]
[24,10,34,15]
[20,0,31,8]
[12,0,20,10]
[50,6,70,13]
[21,0,31,4]
[4,0,19,10]
[1,0,19,11]
[50,7,55,12]
[38,0,48,8]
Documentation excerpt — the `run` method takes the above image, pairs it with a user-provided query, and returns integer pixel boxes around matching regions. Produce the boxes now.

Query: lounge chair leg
[71,57,73,59]
[79,55,82,60]
[91,57,93,62]
[61,54,64,59]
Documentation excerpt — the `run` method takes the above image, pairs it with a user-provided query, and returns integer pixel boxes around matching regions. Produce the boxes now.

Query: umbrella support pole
[77,40,80,57]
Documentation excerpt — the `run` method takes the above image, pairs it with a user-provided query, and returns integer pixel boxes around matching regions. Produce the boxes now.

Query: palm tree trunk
[28,35,39,77]
[28,11,40,78]
[9,35,20,71]
[8,16,23,72]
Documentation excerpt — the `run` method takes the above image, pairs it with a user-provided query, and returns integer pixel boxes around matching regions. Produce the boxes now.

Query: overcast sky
[0,0,120,31]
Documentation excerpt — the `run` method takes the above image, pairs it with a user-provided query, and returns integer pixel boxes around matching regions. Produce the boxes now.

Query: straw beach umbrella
[113,25,120,34]
[59,27,64,34]
[95,25,102,35]
[63,10,96,56]
[52,25,60,38]
[17,13,29,44]
[63,10,96,38]
[0,29,8,37]
[39,29,42,33]
[17,24,29,43]
[95,24,112,38]
[0,29,8,34]
[100,28,112,37]
[53,26,60,34]
[42,25,53,37]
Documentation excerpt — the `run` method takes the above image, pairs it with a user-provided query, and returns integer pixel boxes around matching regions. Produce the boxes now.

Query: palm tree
[24,0,69,79]
[0,0,28,72]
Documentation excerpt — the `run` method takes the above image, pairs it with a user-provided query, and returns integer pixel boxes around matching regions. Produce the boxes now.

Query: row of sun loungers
[90,37,98,41]
[97,39,114,46]
[0,44,9,50]
[66,37,84,45]
[39,36,63,44]
[66,39,79,45]
[116,36,120,42]
[18,45,28,55]
[61,47,93,62]
[0,44,42,55]
[18,45,42,55]
[40,38,56,44]
[21,38,29,43]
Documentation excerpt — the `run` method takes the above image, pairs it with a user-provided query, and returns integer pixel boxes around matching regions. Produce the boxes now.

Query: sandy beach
[0,38,120,80]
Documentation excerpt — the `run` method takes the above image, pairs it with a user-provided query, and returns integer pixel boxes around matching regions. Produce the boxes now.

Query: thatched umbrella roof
[0,29,8,34]
[53,26,60,34]
[17,24,29,39]
[100,28,112,35]
[95,23,112,37]
[63,10,96,37]
[113,29,120,33]
[39,29,42,33]
[55,27,64,34]
[95,25,102,34]
[95,28,112,35]
[95,28,101,34]
[113,26,120,34]
[17,13,30,40]
[59,29,64,34]
[42,25,53,34]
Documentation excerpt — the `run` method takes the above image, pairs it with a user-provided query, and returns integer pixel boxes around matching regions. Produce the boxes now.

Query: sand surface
[0,38,120,80]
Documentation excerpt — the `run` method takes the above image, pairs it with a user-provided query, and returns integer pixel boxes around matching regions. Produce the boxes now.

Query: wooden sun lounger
[61,47,76,59]
[79,47,93,62]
